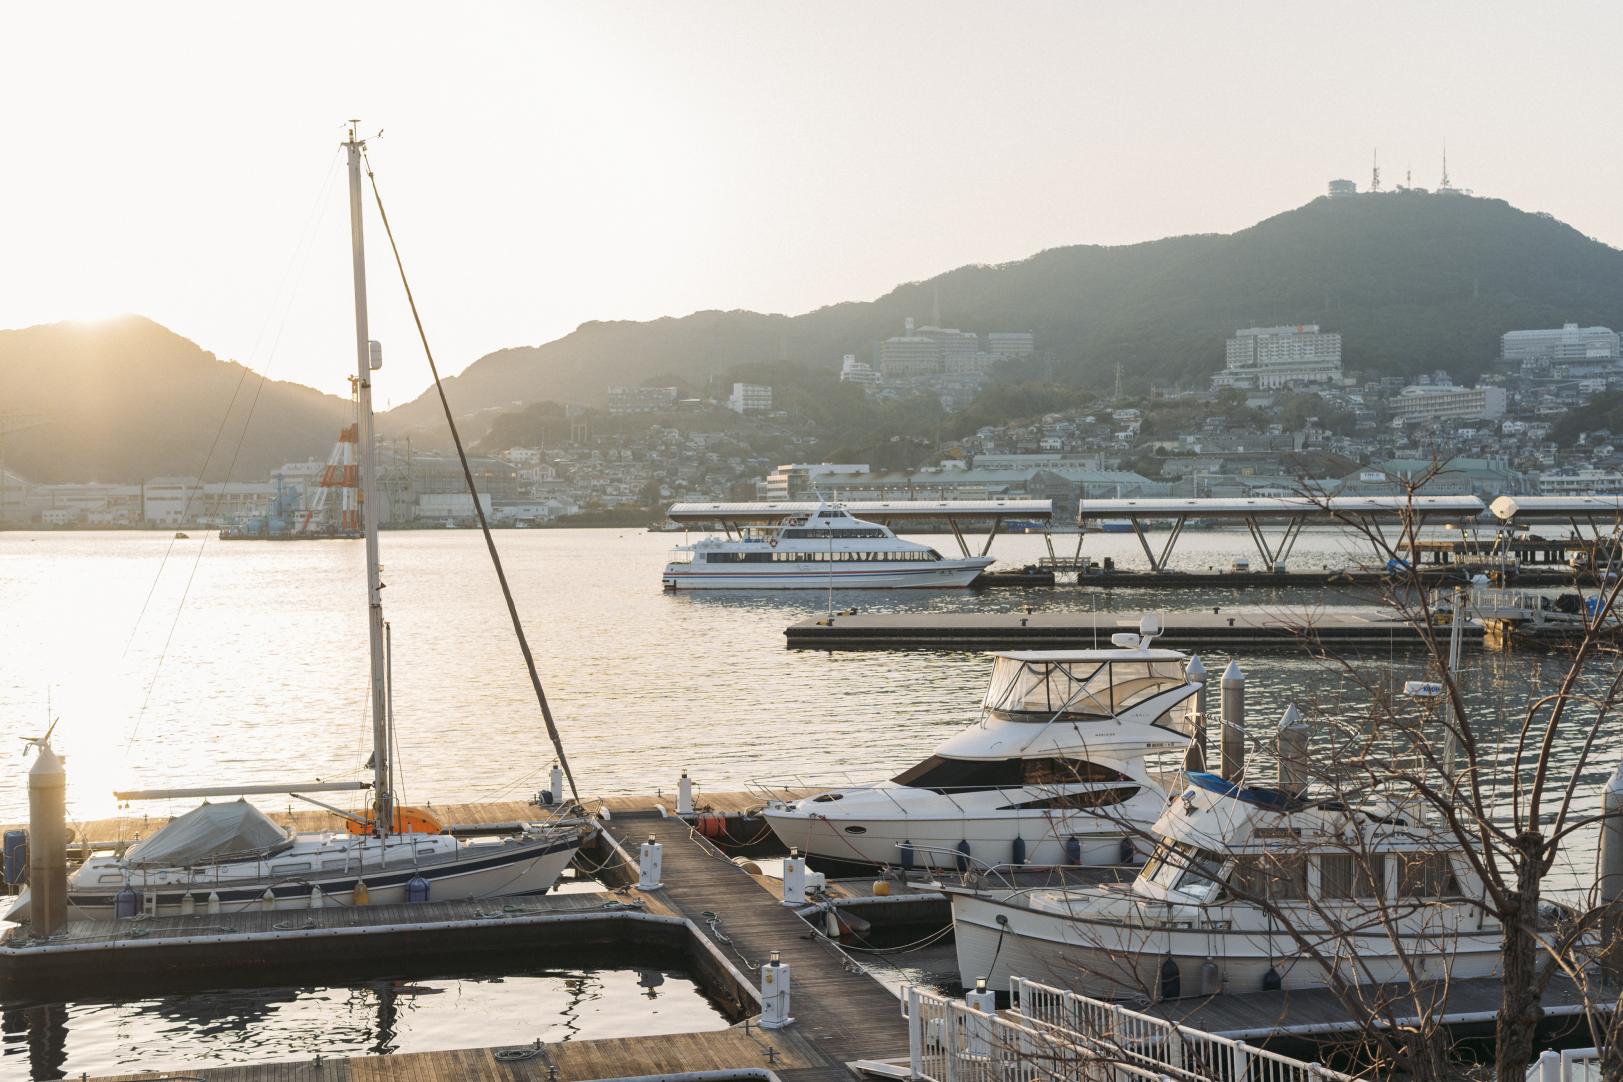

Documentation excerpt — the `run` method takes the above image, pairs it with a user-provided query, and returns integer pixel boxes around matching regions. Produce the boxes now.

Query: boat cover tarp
[126,800,292,867]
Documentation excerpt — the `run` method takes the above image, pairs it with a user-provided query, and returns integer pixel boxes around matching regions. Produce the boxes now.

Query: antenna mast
[1370,149,1382,192]
[343,119,393,837]
[1440,144,1451,190]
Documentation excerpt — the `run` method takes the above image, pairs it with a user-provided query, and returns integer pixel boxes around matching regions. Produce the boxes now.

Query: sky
[1,2,1620,406]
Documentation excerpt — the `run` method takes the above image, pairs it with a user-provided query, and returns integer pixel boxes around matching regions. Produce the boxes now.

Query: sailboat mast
[344,121,392,836]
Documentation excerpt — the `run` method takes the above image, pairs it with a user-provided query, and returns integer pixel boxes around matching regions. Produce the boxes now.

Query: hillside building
[727,382,772,413]
[1212,325,1343,390]
[987,332,1036,358]
[1388,383,1508,423]
[879,318,943,380]
[607,385,679,414]
[838,354,881,386]
[1327,179,1357,198]
[1501,324,1620,368]
[764,463,870,501]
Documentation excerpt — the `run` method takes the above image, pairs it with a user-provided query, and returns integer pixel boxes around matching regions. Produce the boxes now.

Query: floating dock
[785,608,1475,651]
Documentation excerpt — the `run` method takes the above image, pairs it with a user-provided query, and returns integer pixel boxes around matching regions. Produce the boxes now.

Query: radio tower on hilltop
[1440,144,1452,190]
[1370,149,1382,192]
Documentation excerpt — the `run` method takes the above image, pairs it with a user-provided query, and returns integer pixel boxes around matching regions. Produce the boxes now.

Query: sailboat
[4,125,583,924]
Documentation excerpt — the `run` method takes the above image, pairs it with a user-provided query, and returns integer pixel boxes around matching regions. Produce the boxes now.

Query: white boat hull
[950,891,1503,997]
[6,833,579,924]
[663,559,993,590]
[762,809,1143,870]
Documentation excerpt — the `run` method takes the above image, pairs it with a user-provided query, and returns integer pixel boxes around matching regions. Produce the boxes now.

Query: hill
[0,316,350,483]
[382,192,1623,440]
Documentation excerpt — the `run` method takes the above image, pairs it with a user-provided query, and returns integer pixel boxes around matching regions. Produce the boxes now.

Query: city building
[916,325,979,368]
[1212,325,1343,390]
[878,318,943,380]
[763,463,870,501]
[1327,179,1357,198]
[1538,469,1623,496]
[986,332,1036,358]
[1501,324,1620,368]
[727,382,772,413]
[607,385,679,414]
[1388,383,1508,423]
[838,354,881,386]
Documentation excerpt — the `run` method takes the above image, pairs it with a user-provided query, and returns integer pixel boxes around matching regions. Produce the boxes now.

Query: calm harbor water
[0,526,1614,1077]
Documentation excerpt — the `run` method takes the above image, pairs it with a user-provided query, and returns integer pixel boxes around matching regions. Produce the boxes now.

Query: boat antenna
[359,140,582,803]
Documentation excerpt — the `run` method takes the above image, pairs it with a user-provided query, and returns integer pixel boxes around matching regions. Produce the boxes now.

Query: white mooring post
[550,763,564,805]
[1220,660,1246,781]
[965,978,995,1057]
[638,834,663,890]
[760,950,793,1029]
[676,771,694,815]
[1602,761,1623,985]
[1185,654,1208,773]
[782,848,808,906]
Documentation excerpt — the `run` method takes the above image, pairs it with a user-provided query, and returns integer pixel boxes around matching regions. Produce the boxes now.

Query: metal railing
[902,985,1169,1082]
[1008,977,1353,1082]
[1528,1048,1600,1082]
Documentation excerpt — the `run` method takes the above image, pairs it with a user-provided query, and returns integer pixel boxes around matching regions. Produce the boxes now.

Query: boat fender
[873,878,891,897]
[1158,956,1181,1001]
[1262,964,1282,992]
[1119,837,1136,864]
[114,886,139,920]
[824,908,841,937]
[1064,837,1083,866]
[406,875,430,903]
[1200,958,1221,996]
[955,840,972,873]
[354,880,370,906]
[1011,837,1027,866]
[260,887,276,911]
[899,841,915,871]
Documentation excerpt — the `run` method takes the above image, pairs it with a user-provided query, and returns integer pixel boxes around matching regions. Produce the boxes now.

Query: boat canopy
[125,800,293,867]
[983,655,1191,720]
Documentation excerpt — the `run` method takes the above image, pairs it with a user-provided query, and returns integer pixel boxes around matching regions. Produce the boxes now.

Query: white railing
[1008,977,1353,1082]
[903,985,1170,1082]
[1528,1048,1601,1082]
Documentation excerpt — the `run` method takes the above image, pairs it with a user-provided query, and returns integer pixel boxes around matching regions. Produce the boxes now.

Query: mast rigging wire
[360,149,581,803]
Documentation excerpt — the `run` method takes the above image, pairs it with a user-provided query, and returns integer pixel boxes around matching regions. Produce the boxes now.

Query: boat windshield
[983,658,1190,722]
[1139,836,1227,902]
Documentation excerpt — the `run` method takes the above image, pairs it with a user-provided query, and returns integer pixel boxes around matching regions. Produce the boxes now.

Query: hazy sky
[2,2,1620,405]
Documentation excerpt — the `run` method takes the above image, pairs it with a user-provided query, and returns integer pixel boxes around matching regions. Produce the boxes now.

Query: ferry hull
[950,891,1502,996]
[663,560,993,590]
[6,836,578,924]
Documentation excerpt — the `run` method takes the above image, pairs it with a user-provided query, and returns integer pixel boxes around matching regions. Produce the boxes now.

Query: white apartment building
[727,382,772,413]
[839,354,881,385]
[917,325,979,368]
[1539,469,1623,496]
[1501,323,1620,365]
[879,318,943,380]
[1388,383,1508,423]
[764,462,870,500]
[987,332,1036,358]
[607,385,679,414]
[1213,325,1343,390]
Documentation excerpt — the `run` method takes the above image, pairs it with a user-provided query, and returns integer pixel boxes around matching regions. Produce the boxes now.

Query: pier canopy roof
[1075,495,1486,572]
[1490,495,1623,525]
[666,499,1051,524]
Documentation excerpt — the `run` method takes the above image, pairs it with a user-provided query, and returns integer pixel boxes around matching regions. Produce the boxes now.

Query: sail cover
[125,800,293,867]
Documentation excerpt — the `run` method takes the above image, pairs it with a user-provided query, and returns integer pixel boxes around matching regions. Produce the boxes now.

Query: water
[0,527,1616,1074]
[2,956,727,1079]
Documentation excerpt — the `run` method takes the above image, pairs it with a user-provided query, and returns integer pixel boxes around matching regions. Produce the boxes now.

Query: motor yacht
[761,617,1198,872]
[948,767,1503,996]
[662,504,993,589]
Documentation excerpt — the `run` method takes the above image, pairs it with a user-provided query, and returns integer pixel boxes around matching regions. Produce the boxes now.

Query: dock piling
[782,849,807,905]
[1220,661,1246,782]
[965,978,995,1056]
[1277,705,1308,796]
[1601,762,1623,985]
[26,737,67,936]
[677,771,694,815]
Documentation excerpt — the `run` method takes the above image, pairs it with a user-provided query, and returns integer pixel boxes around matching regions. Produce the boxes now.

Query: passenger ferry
[662,504,993,589]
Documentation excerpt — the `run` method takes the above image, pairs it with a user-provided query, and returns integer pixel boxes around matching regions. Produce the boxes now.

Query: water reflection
[0,964,721,1080]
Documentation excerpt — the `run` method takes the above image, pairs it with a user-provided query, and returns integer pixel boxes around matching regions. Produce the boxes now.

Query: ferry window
[891,756,1022,792]
[1023,759,1131,785]
[1320,854,1386,899]
[1397,853,1460,898]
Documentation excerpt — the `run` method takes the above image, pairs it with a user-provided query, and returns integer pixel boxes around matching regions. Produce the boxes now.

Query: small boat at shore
[761,616,1196,872]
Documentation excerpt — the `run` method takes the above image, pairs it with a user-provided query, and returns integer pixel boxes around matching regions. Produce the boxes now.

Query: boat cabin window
[1397,853,1460,898]
[1002,786,1139,811]
[1230,853,1308,900]
[781,527,888,539]
[1140,836,1227,901]
[891,756,1127,792]
[983,657,1190,721]
[1320,854,1386,899]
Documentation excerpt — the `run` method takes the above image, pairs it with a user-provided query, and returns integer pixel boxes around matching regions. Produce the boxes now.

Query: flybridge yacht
[661,505,993,589]
[761,617,1199,871]
[5,124,582,925]
[949,768,1503,995]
